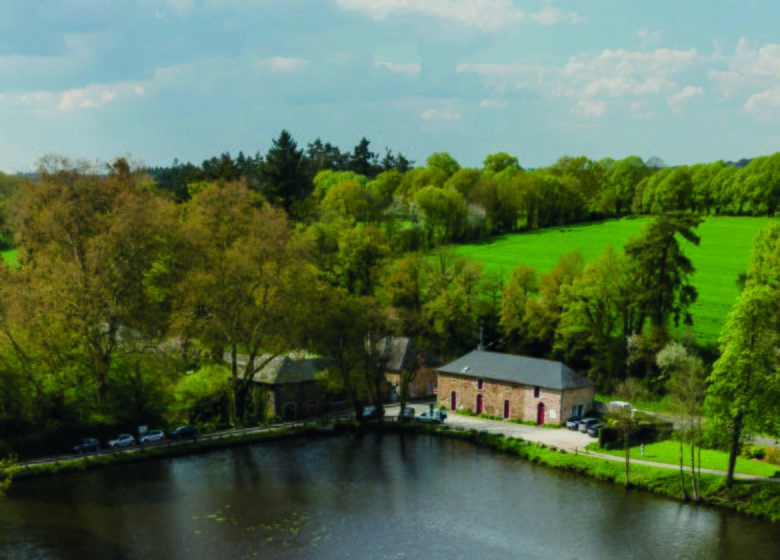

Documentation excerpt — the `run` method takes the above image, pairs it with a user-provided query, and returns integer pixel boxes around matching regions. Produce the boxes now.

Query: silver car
[107,434,136,448]
[140,430,164,443]
[578,418,600,433]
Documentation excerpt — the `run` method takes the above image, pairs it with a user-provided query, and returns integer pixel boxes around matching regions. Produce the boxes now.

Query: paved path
[389,399,778,482]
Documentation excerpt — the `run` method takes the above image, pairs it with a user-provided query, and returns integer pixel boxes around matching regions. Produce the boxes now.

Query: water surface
[1,432,777,559]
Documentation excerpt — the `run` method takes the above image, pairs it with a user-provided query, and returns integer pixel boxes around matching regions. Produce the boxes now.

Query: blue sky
[1,0,779,172]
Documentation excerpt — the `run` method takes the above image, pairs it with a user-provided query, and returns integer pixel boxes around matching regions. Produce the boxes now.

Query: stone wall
[437,372,593,425]
[385,366,438,399]
[269,380,328,420]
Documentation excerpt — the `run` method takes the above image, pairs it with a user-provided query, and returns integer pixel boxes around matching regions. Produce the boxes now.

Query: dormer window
[477,378,484,391]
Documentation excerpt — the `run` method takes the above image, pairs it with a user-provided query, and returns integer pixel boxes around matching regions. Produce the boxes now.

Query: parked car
[609,401,636,412]
[400,407,416,422]
[107,434,136,449]
[140,429,165,444]
[73,437,101,454]
[587,422,604,438]
[417,410,445,424]
[565,416,583,430]
[578,418,600,433]
[167,425,198,440]
[363,406,384,420]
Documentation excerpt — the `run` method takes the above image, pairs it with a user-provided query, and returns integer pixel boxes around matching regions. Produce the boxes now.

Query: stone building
[378,337,441,400]
[437,350,594,425]
[232,353,331,421]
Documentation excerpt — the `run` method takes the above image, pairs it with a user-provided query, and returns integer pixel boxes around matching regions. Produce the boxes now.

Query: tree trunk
[726,412,744,488]
[679,436,688,501]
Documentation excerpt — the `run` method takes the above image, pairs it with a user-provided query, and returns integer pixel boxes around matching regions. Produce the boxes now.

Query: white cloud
[421,108,462,121]
[528,7,582,26]
[480,98,505,109]
[373,57,421,76]
[709,38,780,115]
[667,85,703,113]
[744,87,780,121]
[573,99,606,118]
[338,0,583,31]
[255,57,308,72]
[563,48,699,81]
[582,76,672,98]
[460,47,698,117]
[1,79,148,113]
[57,82,144,111]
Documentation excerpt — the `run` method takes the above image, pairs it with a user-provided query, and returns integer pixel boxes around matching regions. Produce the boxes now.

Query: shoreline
[10,420,780,523]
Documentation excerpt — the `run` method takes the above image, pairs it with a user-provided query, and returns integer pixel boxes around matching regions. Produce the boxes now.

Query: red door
[503,399,510,419]
[537,402,545,425]
[476,394,484,414]
[450,391,457,411]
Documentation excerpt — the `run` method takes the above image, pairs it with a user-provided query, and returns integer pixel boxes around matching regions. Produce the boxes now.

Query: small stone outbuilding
[233,353,331,421]
[379,337,441,400]
[437,350,594,425]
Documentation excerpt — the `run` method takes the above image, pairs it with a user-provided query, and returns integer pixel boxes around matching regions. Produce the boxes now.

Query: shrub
[766,447,780,466]
[742,446,766,460]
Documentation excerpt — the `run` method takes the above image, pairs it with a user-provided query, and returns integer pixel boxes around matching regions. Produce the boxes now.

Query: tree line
[0,134,778,470]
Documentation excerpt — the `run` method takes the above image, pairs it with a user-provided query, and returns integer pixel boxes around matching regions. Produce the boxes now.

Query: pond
[1,432,778,559]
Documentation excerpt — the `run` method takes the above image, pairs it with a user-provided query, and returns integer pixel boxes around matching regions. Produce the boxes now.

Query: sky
[1,0,779,173]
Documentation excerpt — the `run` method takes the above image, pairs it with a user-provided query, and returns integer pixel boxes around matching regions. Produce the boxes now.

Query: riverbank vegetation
[0,135,779,486]
[587,440,780,478]
[411,425,780,522]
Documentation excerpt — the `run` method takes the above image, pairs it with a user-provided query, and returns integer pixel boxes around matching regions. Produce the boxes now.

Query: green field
[588,439,780,478]
[456,216,780,344]
[0,248,17,266]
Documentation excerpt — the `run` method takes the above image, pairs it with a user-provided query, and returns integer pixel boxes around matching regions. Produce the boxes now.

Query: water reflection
[1,433,777,560]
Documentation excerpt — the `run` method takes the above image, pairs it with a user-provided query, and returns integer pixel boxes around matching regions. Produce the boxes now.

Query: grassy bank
[382,422,780,523]
[12,420,780,523]
[589,440,780,478]
[456,216,780,344]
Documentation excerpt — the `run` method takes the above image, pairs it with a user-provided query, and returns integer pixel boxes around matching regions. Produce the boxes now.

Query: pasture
[0,248,16,266]
[455,216,780,344]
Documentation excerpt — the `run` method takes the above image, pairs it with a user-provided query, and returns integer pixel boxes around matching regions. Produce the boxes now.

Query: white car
[609,401,637,412]
[140,430,164,443]
[107,434,136,448]
[417,410,446,424]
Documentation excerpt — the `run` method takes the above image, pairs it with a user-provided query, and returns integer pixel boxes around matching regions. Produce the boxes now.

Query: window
[477,378,484,391]
[533,386,540,398]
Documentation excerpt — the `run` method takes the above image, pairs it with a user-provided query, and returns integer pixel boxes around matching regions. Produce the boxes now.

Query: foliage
[0,455,17,499]
[706,285,780,486]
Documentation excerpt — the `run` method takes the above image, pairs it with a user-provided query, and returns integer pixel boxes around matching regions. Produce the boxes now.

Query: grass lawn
[1,248,17,266]
[455,216,780,344]
[588,439,780,478]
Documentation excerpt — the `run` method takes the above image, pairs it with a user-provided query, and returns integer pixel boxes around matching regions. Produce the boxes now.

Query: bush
[766,447,780,466]
[599,421,673,450]
[742,446,766,460]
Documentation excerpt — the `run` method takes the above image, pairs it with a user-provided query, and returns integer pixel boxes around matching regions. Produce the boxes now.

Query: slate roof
[438,350,593,391]
[377,337,417,372]
[229,353,330,385]
[377,337,444,371]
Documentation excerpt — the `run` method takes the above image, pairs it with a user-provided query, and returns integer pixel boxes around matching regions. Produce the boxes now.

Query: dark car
[363,406,384,420]
[168,425,198,440]
[565,416,583,430]
[587,422,604,438]
[578,418,600,433]
[417,410,445,424]
[140,429,165,444]
[107,434,136,449]
[73,438,101,454]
